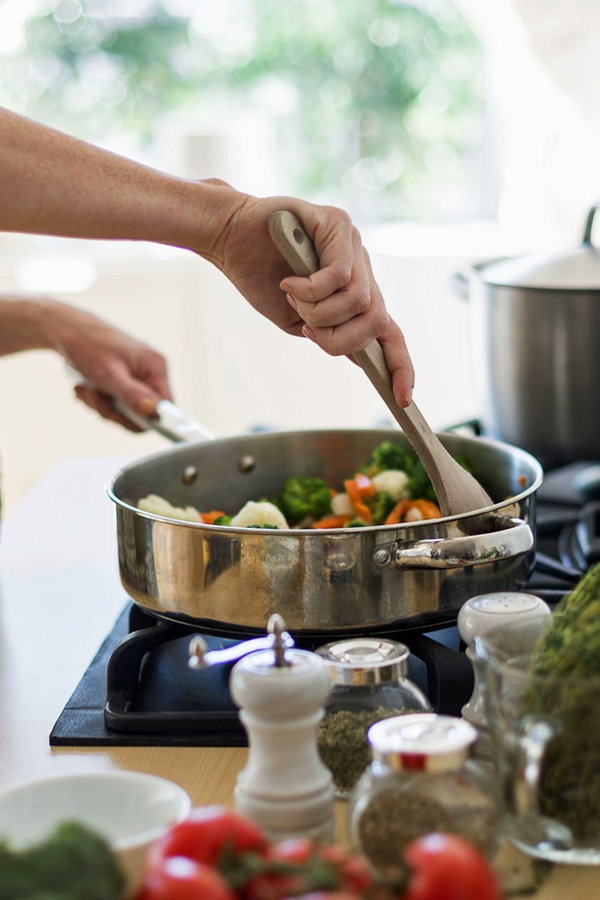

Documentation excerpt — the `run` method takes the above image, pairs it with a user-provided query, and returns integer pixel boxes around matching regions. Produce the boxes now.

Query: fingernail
[138,396,158,417]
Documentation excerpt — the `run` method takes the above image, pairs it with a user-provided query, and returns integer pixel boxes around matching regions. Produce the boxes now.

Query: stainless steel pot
[459,204,600,466]
[108,426,542,637]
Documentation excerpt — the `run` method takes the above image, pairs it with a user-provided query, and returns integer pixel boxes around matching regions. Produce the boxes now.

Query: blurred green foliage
[0,0,484,221]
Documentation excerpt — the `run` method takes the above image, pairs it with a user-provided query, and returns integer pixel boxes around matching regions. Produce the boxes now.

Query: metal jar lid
[367,713,477,772]
[316,638,410,686]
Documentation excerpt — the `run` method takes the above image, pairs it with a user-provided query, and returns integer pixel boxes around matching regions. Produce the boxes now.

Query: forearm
[0,107,241,261]
[0,295,58,356]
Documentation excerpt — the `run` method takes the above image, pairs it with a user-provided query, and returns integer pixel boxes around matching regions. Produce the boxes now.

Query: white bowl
[0,771,191,893]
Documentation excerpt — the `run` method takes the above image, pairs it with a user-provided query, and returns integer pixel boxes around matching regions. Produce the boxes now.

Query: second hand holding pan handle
[267,210,494,523]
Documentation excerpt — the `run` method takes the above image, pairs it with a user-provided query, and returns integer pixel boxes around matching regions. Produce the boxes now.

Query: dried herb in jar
[317,707,405,794]
[356,788,496,868]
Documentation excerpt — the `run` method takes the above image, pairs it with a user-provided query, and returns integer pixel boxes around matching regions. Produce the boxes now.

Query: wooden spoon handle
[352,342,459,511]
[268,210,493,519]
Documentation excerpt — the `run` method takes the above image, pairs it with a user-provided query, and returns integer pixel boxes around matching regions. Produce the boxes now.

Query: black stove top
[49,460,599,748]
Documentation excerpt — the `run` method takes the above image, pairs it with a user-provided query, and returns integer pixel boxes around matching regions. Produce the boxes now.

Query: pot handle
[380,517,534,570]
[449,270,470,300]
[582,203,600,246]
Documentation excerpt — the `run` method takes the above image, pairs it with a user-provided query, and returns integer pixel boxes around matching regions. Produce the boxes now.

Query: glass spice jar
[348,713,499,869]
[315,639,430,799]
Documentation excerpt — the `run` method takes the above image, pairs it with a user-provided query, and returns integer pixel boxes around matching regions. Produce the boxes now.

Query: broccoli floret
[363,441,415,476]
[369,491,396,525]
[407,454,473,503]
[278,477,332,524]
[407,460,437,503]
[213,514,232,525]
[0,821,126,899]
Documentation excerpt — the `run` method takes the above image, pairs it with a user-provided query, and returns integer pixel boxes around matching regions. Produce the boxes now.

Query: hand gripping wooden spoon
[268,210,494,526]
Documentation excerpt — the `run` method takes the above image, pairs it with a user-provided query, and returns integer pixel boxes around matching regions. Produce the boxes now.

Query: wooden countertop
[0,454,598,898]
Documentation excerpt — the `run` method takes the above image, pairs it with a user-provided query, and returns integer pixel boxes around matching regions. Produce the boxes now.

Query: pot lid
[480,247,600,290]
[478,204,600,290]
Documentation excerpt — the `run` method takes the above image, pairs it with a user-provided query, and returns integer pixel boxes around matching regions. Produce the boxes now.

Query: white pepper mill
[229,615,335,844]
[458,592,551,744]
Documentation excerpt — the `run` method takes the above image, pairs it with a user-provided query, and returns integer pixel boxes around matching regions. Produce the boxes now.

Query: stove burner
[572,465,600,501]
[104,605,475,736]
[559,501,600,570]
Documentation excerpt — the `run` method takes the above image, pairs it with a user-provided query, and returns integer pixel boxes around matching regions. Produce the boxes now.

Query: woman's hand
[49,303,172,430]
[0,296,172,431]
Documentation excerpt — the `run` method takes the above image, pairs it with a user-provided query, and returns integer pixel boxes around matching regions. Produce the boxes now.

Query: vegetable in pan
[278,476,333,525]
[137,440,460,529]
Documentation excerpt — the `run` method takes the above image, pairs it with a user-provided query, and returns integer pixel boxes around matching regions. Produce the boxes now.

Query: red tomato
[401,833,502,900]
[244,837,373,900]
[319,844,373,894]
[135,854,236,900]
[285,894,363,899]
[148,805,268,870]
[243,838,314,900]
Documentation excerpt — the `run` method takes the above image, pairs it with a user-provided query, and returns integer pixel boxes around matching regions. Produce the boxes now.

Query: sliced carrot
[344,476,374,524]
[311,514,353,529]
[410,499,442,519]
[353,473,376,499]
[385,498,441,525]
[201,510,227,524]
[384,499,412,525]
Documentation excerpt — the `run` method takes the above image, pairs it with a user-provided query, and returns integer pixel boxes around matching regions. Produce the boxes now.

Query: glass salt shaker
[348,713,499,869]
[315,638,430,799]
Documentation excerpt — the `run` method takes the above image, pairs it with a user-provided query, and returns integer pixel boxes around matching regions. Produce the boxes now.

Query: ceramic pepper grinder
[229,614,335,843]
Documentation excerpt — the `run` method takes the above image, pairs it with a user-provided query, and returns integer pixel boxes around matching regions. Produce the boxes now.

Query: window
[0,0,488,224]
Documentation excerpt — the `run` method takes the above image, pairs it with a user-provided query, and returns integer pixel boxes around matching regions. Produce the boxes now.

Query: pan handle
[111,397,214,444]
[66,365,214,443]
[375,518,534,570]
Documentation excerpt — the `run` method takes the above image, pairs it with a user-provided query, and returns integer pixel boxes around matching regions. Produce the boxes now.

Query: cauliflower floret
[404,506,426,522]
[330,492,354,517]
[371,469,410,502]
[138,494,202,523]
[230,500,289,529]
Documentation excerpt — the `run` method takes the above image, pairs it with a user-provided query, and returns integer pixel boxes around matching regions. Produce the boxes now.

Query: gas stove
[49,459,598,748]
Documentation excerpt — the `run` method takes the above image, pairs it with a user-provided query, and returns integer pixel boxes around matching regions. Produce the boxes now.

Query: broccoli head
[363,441,415,476]
[0,820,126,899]
[408,454,473,503]
[213,514,232,526]
[278,476,332,524]
[407,460,437,503]
[369,491,396,525]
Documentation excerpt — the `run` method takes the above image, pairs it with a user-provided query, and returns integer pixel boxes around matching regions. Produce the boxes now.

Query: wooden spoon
[268,210,494,522]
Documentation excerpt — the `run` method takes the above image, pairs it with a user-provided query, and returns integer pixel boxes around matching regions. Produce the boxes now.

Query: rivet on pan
[373,548,391,567]
[181,465,198,485]
[238,455,256,474]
